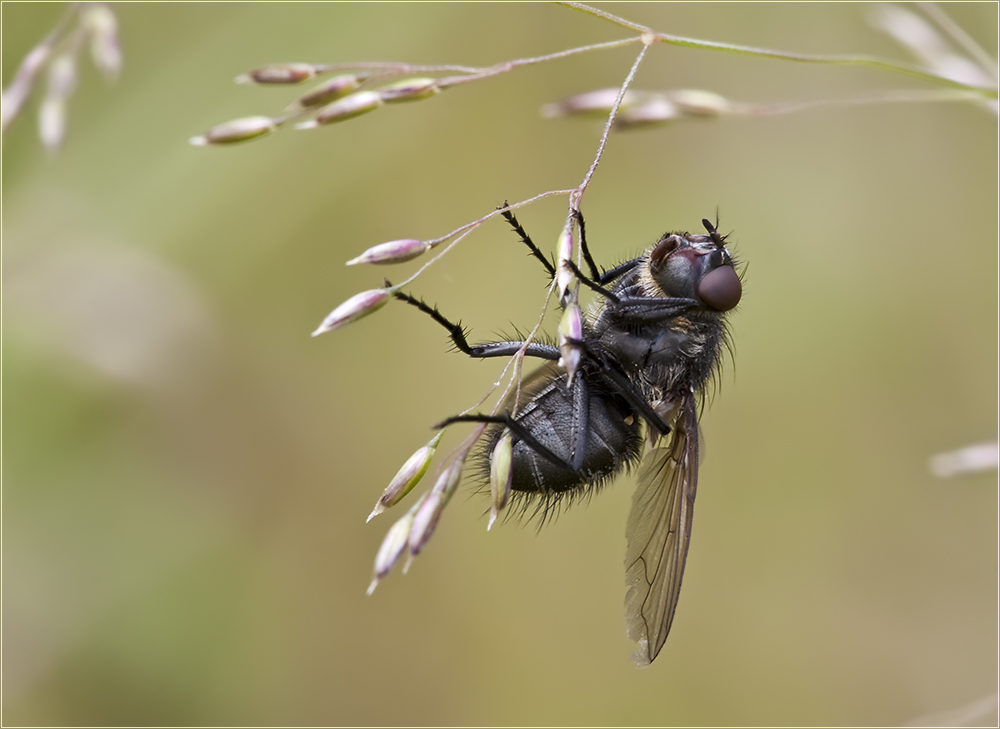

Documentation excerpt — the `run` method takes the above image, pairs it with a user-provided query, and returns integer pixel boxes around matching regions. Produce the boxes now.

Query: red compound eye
[698,265,742,311]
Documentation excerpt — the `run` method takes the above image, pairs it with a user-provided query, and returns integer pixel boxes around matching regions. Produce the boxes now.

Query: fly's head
[647,220,742,313]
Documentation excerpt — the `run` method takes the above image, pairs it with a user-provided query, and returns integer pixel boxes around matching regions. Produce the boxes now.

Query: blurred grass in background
[3,3,997,726]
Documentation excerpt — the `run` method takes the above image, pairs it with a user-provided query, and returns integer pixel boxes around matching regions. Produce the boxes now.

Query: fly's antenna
[702,216,727,249]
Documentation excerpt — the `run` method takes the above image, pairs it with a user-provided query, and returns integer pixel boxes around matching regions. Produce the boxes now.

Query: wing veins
[624,396,700,666]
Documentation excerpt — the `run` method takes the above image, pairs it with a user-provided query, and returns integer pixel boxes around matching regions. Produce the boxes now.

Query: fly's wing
[624,394,700,667]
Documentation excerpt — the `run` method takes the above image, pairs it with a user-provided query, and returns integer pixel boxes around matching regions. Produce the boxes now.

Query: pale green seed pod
[47,53,77,97]
[237,63,317,85]
[556,227,575,300]
[298,91,383,128]
[667,90,733,117]
[930,442,1000,478]
[488,430,513,531]
[346,239,429,266]
[83,4,122,81]
[39,54,76,151]
[291,74,366,110]
[2,45,51,132]
[615,99,680,130]
[38,96,66,152]
[367,431,444,522]
[189,116,279,146]
[542,88,637,119]
[311,287,391,336]
[378,77,440,103]
[367,508,417,595]
[558,302,583,387]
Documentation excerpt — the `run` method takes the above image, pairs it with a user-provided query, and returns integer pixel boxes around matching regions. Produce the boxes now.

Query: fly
[389,205,742,665]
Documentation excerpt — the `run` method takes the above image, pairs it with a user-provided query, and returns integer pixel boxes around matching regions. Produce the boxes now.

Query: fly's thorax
[589,308,728,418]
[593,304,724,384]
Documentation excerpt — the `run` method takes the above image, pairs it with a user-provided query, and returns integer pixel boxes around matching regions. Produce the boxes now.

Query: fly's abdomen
[505,377,644,494]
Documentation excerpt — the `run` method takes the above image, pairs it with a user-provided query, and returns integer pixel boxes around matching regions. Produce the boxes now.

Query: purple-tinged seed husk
[405,490,443,567]
[2,46,51,132]
[189,116,279,146]
[38,54,77,151]
[237,63,317,85]
[367,431,444,522]
[311,287,391,336]
[367,507,418,595]
[346,239,429,266]
[406,456,464,559]
[558,302,583,387]
[488,431,513,531]
[377,77,440,103]
[38,96,66,151]
[542,88,639,119]
[556,228,575,300]
[614,91,733,130]
[47,53,77,97]
[298,91,383,128]
[291,73,367,110]
[83,4,122,81]
[931,442,1000,478]
[667,90,732,117]
[614,99,680,130]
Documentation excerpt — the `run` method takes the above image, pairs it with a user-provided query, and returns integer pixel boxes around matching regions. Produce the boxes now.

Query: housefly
[391,206,742,665]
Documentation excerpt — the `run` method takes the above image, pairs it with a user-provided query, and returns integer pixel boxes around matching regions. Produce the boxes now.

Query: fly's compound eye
[648,236,680,273]
[698,265,742,311]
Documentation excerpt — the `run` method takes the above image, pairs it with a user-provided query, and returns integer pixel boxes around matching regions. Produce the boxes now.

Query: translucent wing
[624,394,700,667]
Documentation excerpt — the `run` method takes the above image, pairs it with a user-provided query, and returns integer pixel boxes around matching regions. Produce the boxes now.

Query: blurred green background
[3,3,997,726]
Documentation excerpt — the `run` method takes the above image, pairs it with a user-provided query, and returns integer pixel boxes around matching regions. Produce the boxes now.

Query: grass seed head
[368,432,444,522]
[368,510,417,594]
[291,73,367,110]
[238,63,318,85]
[311,287,391,336]
[189,115,279,145]
[558,302,583,387]
[346,239,429,266]
[298,91,383,128]
[377,77,440,103]
[488,431,513,531]
[83,4,122,81]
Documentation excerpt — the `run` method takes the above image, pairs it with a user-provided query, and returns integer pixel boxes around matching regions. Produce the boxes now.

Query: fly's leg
[559,258,701,322]
[576,208,643,285]
[499,202,641,287]
[436,414,569,471]
[436,372,592,473]
[565,335,672,437]
[567,367,590,470]
[563,259,621,301]
[498,202,556,279]
[392,288,559,361]
[571,209,602,281]
[597,258,641,285]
